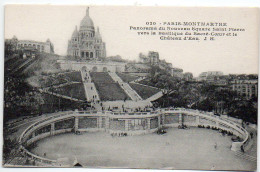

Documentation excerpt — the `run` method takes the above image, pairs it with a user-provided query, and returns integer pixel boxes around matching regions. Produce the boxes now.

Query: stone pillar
[75,117,79,131]
[125,120,129,131]
[162,114,165,126]
[97,117,100,128]
[105,117,110,130]
[147,118,151,130]
[158,115,161,128]
[179,113,183,124]
[51,123,55,135]
[97,117,102,128]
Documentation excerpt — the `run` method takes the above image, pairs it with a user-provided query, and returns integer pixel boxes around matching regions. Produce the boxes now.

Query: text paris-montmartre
[162,22,228,26]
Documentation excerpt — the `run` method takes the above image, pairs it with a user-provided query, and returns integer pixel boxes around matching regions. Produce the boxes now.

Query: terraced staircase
[233,129,257,170]
[81,70,102,110]
[81,70,100,101]
[11,58,35,75]
[235,151,257,162]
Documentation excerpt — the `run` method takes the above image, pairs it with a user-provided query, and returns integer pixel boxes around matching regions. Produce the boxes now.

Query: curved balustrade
[18,108,251,165]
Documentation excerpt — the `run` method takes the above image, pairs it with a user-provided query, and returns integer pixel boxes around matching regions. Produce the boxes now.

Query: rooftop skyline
[5,5,259,76]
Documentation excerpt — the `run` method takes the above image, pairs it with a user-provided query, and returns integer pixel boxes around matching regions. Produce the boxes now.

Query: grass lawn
[61,71,82,82]
[39,75,67,87]
[90,72,114,83]
[90,72,131,101]
[116,73,139,83]
[95,82,130,101]
[41,93,82,113]
[129,83,160,99]
[51,83,86,101]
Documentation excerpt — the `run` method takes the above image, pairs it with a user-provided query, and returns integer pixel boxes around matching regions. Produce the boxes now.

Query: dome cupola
[79,7,94,31]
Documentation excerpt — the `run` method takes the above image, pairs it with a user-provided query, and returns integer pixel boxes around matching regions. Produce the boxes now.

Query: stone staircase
[145,91,163,101]
[81,70,100,101]
[235,151,257,162]
[11,58,34,74]
[109,72,142,101]
[234,150,257,170]
[233,132,257,170]
[80,70,102,111]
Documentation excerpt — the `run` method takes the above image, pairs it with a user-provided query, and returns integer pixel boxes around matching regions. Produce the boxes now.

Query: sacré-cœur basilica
[61,7,126,73]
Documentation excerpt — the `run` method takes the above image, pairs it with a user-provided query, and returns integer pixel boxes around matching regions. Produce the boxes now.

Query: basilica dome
[80,7,94,30]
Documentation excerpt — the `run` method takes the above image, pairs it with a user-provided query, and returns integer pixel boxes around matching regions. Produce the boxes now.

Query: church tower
[67,7,106,60]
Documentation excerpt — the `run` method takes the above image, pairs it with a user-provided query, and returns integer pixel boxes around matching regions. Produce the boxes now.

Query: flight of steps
[81,70,101,110]
[235,151,257,162]
[235,150,257,170]
[11,58,34,74]
[234,132,257,170]
[109,72,142,101]
[145,91,163,101]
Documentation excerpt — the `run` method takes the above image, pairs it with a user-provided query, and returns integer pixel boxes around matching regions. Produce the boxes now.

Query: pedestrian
[241,145,245,153]
[250,132,253,138]
[214,142,217,150]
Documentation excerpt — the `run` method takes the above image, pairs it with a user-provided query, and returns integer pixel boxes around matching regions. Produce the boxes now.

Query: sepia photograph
[3,5,259,170]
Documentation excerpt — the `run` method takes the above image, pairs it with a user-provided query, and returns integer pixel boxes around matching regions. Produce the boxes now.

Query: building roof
[72,26,79,38]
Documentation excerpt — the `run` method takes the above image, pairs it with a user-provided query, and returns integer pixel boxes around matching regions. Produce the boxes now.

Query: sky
[4,5,259,76]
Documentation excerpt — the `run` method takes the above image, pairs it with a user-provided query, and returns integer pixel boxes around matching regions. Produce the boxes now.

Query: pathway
[39,89,84,102]
[11,58,34,74]
[81,70,101,111]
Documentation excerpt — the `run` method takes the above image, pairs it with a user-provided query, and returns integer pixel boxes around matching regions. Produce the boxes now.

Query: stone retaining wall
[18,108,251,166]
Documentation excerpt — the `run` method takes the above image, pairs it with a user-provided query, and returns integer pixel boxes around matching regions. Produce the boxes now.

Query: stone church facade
[67,7,106,60]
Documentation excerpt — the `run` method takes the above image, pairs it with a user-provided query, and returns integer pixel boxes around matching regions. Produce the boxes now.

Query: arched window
[82,66,87,71]
[103,67,108,72]
[86,52,89,58]
[90,52,93,58]
[92,66,97,72]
